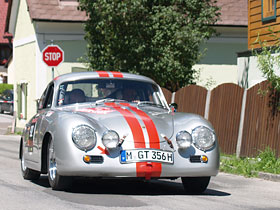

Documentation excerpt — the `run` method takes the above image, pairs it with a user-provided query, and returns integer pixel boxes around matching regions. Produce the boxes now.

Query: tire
[9,105,13,115]
[47,138,72,190]
[181,176,210,194]
[20,144,41,180]
[0,105,3,113]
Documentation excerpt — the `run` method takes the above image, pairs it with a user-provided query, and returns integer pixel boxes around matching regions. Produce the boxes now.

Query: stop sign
[42,45,64,67]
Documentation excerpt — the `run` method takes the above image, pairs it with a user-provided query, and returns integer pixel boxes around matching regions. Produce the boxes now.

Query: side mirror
[36,99,41,112]
[169,103,178,112]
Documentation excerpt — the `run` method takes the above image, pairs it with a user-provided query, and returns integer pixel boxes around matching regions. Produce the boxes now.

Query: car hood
[63,103,174,144]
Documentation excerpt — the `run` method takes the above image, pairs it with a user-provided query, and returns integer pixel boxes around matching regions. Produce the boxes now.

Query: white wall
[196,26,248,90]
[12,3,88,128]
[237,55,275,89]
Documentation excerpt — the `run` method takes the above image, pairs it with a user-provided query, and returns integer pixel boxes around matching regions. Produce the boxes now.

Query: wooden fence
[162,81,280,157]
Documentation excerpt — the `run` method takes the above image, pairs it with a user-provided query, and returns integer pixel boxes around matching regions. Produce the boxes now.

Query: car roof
[2,89,13,95]
[53,71,156,85]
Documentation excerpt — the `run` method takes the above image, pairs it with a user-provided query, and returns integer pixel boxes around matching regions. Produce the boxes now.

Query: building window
[262,0,277,22]
[72,67,87,72]
[17,83,27,120]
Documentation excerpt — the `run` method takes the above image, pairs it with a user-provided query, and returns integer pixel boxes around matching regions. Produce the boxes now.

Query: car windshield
[56,79,166,108]
[1,90,13,101]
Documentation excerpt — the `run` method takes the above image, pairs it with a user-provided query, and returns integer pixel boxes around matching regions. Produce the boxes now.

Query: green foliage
[78,0,220,92]
[220,148,280,177]
[255,147,280,174]
[255,44,280,91]
[253,28,280,112]
[0,84,13,95]
[220,155,257,177]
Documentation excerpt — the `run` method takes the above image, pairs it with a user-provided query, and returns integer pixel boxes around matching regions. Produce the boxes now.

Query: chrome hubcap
[48,141,57,181]
[21,154,26,171]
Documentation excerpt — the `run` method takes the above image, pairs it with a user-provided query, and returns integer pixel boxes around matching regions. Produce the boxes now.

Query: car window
[38,83,54,109]
[45,85,54,108]
[38,88,48,110]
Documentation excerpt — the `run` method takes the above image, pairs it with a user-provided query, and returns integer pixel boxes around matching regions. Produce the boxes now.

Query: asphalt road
[0,114,13,134]
[0,134,280,210]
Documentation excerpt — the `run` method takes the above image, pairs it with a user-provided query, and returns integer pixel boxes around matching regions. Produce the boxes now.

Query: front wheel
[181,176,210,194]
[47,138,72,190]
[9,105,13,115]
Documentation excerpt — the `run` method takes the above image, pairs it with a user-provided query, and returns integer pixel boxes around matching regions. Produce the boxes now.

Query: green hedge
[0,84,13,95]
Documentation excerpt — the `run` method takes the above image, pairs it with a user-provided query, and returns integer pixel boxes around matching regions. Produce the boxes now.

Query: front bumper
[56,143,219,178]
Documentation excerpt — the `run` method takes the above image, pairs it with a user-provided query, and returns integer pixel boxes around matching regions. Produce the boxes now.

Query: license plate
[120,149,174,164]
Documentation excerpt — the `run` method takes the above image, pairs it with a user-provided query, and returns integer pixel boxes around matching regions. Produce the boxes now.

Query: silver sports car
[20,71,219,192]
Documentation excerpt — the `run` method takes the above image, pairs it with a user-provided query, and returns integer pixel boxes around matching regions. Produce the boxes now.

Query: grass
[220,148,280,177]
[14,130,23,135]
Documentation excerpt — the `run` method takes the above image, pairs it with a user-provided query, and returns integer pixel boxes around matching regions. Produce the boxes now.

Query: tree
[78,0,220,92]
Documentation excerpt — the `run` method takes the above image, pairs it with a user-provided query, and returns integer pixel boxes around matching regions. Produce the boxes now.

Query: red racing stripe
[120,103,162,177]
[105,102,147,177]
[96,71,110,77]
[110,71,123,78]
[97,146,109,155]
[54,76,60,81]
[105,102,145,148]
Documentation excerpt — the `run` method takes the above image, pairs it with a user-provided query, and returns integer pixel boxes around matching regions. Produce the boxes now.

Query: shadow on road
[32,175,230,197]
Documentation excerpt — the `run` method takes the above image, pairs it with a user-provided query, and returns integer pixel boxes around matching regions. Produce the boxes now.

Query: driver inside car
[68,89,86,104]
[122,88,139,102]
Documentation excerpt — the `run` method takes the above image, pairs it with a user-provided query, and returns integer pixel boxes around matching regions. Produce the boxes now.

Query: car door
[35,83,55,152]
[25,83,54,164]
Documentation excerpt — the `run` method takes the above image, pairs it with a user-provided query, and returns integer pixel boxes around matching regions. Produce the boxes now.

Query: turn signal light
[201,155,208,163]
[83,155,91,163]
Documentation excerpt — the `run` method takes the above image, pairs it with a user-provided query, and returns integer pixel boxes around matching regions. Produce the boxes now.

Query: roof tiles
[26,0,247,26]
[26,0,87,22]
[216,0,248,26]
[0,0,10,43]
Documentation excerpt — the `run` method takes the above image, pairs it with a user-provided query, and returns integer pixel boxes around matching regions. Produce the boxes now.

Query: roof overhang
[5,0,19,35]
[34,21,85,42]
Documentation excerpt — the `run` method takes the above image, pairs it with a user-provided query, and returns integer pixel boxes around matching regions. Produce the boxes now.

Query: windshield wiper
[137,101,165,108]
[95,98,126,105]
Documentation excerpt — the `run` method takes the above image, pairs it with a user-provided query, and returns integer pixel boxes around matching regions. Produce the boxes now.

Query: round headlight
[192,126,216,151]
[102,130,120,149]
[72,125,97,151]
[176,130,192,149]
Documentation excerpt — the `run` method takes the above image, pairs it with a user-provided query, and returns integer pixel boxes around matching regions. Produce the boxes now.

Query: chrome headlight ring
[102,130,120,149]
[192,126,216,151]
[176,130,192,149]
[72,125,97,151]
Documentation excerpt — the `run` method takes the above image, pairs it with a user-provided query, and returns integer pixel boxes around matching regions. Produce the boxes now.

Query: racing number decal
[27,117,38,152]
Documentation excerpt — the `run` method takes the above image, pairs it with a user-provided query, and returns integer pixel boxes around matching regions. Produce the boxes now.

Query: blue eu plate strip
[121,150,126,162]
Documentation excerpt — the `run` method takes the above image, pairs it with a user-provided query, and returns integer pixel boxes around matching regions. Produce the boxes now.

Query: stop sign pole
[42,45,64,79]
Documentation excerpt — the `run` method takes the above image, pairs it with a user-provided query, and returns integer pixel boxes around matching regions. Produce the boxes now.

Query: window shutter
[262,0,276,22]
[17,84,22,119]
[23,83,28,120]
